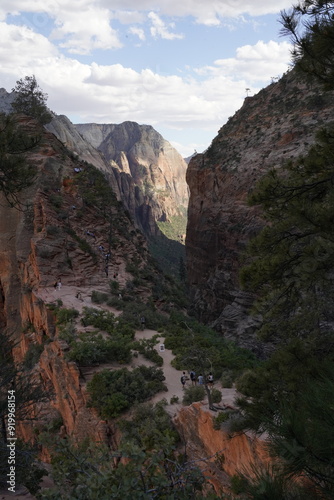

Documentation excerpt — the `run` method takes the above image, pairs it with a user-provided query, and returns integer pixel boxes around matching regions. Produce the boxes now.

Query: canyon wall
[75,121,189,235]
[0,115,148,446]
[186,70,334,350]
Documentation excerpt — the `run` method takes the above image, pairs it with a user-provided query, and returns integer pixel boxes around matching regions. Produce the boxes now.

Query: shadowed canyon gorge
[1,55,334,499]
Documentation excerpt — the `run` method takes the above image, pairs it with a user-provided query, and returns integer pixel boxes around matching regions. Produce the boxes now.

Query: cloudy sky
[0,1,294,156]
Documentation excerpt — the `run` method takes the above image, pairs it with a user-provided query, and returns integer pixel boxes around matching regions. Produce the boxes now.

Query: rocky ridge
[186,69,334,351]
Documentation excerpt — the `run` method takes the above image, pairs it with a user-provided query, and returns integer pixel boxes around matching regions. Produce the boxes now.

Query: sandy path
[36,284,239,415]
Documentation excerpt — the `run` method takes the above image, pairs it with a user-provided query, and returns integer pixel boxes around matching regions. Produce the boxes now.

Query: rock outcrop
[75,121,189,235]
[174,403,270,495]
[186,69,334,349]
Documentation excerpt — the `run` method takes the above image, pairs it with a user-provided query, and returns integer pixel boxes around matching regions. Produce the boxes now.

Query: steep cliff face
[186,70,334,349]
[0,115,148,445]
[174,403,269,495]
[75,121,189,235]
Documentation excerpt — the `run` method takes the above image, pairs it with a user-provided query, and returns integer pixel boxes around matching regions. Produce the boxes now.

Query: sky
[0,1,295,157]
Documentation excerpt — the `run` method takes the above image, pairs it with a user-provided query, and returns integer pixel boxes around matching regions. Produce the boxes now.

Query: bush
[213,412,230,430]
[81,307,116,333]
[221,369,234,388]
[91,291,108,304]
[182,386,206,406]
[211,388,222,404]
[87,366,167,418]
[67,334,132,366]
[56,308,79,325]
[132,335,163,366]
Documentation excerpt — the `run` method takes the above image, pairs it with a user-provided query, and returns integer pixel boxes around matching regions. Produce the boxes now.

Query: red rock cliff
[186,69,334,350]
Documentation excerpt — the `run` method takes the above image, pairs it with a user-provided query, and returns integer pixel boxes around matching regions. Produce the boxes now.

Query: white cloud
[196,40,291,84]
[0,2,293,155]
[50,7,122,54]
[128,26,146,41]
[0,1,293,54]
[148,12,184,40]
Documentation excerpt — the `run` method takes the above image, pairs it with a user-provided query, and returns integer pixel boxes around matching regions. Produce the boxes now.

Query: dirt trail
[36,283,238,416]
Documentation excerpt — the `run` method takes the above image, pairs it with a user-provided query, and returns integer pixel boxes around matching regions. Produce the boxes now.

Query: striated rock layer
[186,70,334,350]
[75,121,189,235]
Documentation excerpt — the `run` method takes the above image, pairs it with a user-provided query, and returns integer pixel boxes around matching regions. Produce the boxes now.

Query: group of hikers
[181,370,214,389]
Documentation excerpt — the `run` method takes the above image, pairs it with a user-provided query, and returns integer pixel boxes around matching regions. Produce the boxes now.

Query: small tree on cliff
[0,113,39,207]
[12,75,52,124]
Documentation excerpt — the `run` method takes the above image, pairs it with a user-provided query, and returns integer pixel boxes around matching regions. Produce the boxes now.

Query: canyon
[186,68,334,351]
[0,67,332,496]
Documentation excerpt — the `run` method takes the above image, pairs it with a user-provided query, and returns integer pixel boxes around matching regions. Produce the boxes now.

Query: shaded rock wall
[174,403,269,495]
[186,70,334,349]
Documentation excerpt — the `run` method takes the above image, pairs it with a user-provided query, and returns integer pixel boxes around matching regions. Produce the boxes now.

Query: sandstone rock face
[0,115,148,446]
[174,403,269,495]
[186,70,334,349]
[75,121,189,235]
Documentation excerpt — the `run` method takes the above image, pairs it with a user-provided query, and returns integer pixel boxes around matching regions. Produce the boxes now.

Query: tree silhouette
[12,75,52,124]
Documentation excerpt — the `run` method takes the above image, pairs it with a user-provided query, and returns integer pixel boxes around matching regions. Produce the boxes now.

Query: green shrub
[211,388,222,404]
[56,308,79,325]
[120,401,179,450]
[87,366,167,418]
[81,307,116,333]
[67,333,132,366]
[58,322,76,343]
[109,280,120,294]
[221,369,234,388]
[132,335,163,366]
[46,225,61,236]
[182,386,206,406]
[91,291,108,304]
[213,412,230,430]
[230,474,248,495]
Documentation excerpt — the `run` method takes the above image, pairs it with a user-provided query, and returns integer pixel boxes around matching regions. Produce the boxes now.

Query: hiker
[190,370,196,386]
[118,293,122,300]
[208,372,214,388]
[181,372,187,389]
[140,316,146,330]
[56,278,62,291]
[198,374,204,385]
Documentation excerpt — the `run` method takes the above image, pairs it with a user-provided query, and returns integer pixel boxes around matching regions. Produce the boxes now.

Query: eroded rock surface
[186,70,334,349]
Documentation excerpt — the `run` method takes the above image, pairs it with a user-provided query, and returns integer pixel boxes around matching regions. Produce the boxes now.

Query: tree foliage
[0,113,38,206]
[39,403,210,499]
[237,126,334,495]
[280,1,334,89]
[12,75,52,124]
[240,123,334,342]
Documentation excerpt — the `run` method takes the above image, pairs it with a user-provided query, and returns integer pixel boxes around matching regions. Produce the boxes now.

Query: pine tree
[0,113,39,207]
[12,75,52,124]
[280,1,334,90]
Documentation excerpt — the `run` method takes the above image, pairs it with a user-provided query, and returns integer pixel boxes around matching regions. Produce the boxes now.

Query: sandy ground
[36,284,239,416]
